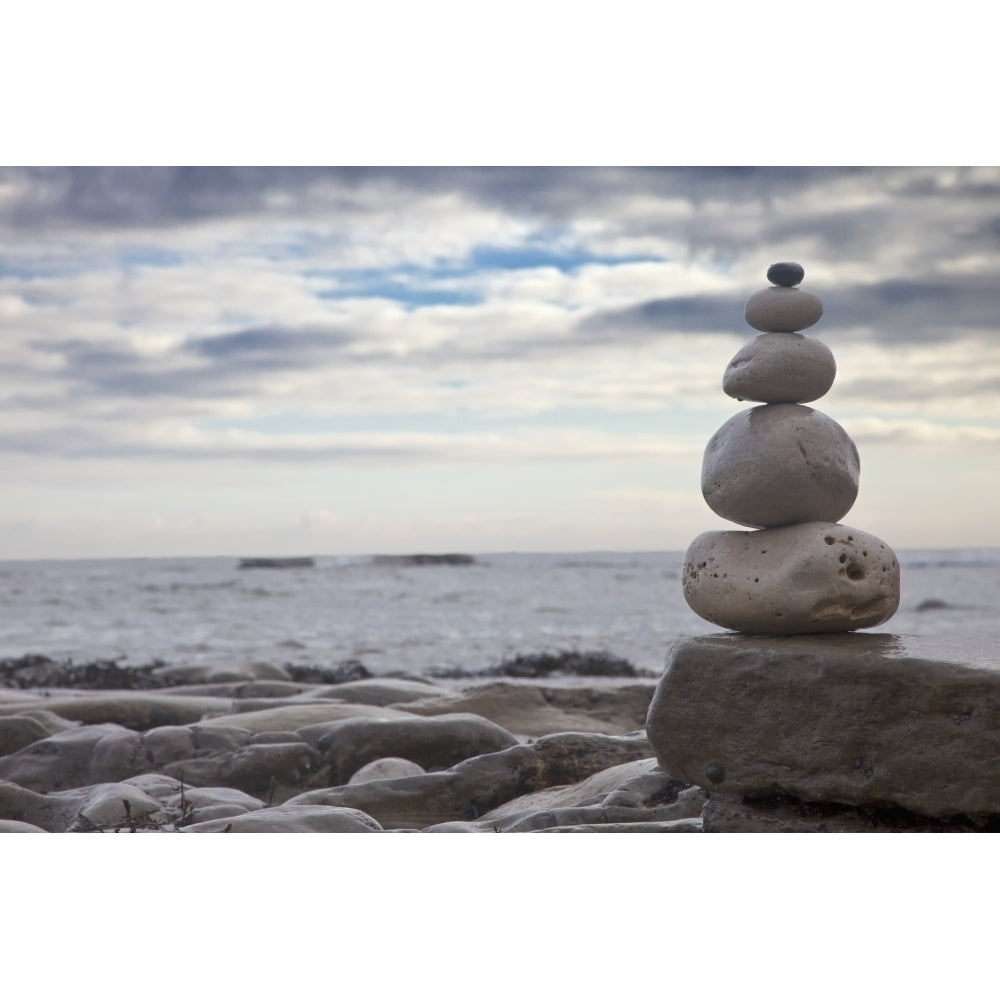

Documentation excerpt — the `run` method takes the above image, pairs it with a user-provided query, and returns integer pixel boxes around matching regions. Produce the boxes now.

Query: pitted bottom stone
[682,521,899,634]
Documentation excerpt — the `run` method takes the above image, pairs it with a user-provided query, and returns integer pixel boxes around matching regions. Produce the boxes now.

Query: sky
[2,165,999,559]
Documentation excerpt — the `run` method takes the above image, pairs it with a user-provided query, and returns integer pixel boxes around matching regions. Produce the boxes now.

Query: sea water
[1,549,999,677]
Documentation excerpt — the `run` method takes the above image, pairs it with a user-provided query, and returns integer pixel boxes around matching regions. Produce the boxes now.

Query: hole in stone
[775,611,784,617]
[824,536,835,545]
[847,563,866,581]
[862,550,868,557]
[838,553,847,564]
[754,577,759,583]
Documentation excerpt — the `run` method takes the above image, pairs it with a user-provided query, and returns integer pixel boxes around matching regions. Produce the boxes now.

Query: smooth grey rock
[142,726,198,768]
[188,724,253,751]
[392,679,656,738]
[349,757,426,784]
[723,333,836,404]
[483,758,675,818]
[537,819,703,832]
[203,702,411,734]
[683,522,900,633]
[74,782,164,829]
[0,715,54,756]
[247,731,307,744]
[163,786,265,811]
[745,286,823,333]
[0,724,143,792]
[0,779,88,832]
[161,741,323,803]
[287,731,653,830]
[0,819,48,832]
[702,405,859,528]
[310,678,449,706]
[766,261,805,287]
[0,693,233,730]
[180,804,383,833]
[646,634,1000,821]
[311,713,521,785]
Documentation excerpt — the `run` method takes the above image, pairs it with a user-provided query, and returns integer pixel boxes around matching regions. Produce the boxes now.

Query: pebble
[702,404,860,527]
[723,332,836,403]
[681,522,900,633]
[766,261,805,286]
[744,286,823,333]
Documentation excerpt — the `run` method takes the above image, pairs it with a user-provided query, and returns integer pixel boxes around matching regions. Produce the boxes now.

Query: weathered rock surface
[0,693,234,730]
[392,679,656,738]
[646,633,1000,822]
[0,715,57,756]
[180,804,383,833]
[723,333,836,404]
[204,702,412,733]
[0,723,144,792]
[307,713,521,785]
[683,522,900,633]
[744,285,823,332]
[286,731,653,830]
[0,819,47,832]
[423,759,706,832]
[702,404,860,528]
[349,757,426,784]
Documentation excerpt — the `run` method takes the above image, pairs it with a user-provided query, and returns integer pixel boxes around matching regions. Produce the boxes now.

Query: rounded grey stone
[745,286,823,333]
[681,522,900,634]
[766,261,805,286]
[723,333,836,403]
[702,404,859,528]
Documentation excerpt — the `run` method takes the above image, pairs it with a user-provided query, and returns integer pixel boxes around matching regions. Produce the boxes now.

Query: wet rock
[287,731,653,830]
[308,713,521,784]
[0,779,88,831]
[442,759,706,832]
[0,715,54,756]
[0,693,234,730]
[142,726,198,768]
[72,782,165,831]
[180,804,383,833]
[308,678,451,705]
[392,680,656,738]
[646,633,1000,821]
[537,818,703,833]
[0,819,48,832]
[349,758,426,784]
[204,702,412,734]
[0,723,143,792]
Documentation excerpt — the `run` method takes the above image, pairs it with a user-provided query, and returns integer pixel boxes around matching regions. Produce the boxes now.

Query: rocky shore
[5,634,1000,833]
[0,650,702,833]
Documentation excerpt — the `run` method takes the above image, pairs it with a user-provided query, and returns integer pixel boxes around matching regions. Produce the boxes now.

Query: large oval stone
[723,333,836,403]
[702,404,859,528]
[682,522,900,634]
[744,286,823,333]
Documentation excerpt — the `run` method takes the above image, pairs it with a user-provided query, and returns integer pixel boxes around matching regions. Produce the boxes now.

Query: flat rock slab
[646,633,1000,822]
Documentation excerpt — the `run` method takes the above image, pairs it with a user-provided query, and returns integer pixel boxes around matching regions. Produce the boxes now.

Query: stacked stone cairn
[682,261,900,634]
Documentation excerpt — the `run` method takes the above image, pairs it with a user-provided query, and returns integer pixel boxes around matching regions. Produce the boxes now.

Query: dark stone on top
[766,261,805,286]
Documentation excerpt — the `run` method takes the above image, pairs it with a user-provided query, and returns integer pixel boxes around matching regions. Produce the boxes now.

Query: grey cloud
[0,166,940,235]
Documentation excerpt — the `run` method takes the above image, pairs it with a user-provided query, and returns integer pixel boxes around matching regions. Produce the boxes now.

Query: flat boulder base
[646,633,1000,822]
[683,522,899,634]
[701,405,859,528]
